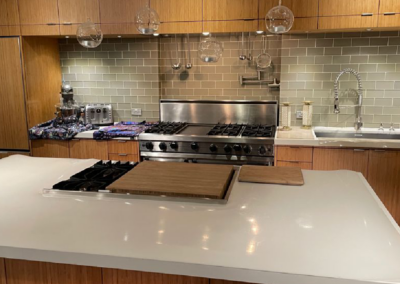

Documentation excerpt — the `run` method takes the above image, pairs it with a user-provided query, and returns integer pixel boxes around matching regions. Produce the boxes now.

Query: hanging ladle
[256,35,272,69]
[172,34,181,70]
[185,34,192,69]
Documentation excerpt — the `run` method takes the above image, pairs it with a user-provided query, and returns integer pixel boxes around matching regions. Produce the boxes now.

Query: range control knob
[170,142,178,150]
[233,144,242,151]
[259,146,267,155]
[224,145,232,153]
[191,142,199,150]
[243,145,252,154]
[145,142,154,150]
[209,144,218,152]
[159,142,167,151]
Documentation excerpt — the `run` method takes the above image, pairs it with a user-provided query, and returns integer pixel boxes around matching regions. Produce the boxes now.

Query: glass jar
[302,101,313,129]
[281,102,291,131]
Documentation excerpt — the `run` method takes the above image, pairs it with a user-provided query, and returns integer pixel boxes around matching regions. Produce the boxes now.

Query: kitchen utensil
[76,19,103,48]
[106,161,234,199]
[247,32,253,61]
[185,34,193,69]
[239,32,247,60]
[198,37,224,63]
[172,35,182,70]
[256,35,272,69]
[239,165,304,185]
[265,0,294,34]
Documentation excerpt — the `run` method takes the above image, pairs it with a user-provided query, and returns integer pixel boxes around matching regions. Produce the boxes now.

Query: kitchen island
[0,155,399,284]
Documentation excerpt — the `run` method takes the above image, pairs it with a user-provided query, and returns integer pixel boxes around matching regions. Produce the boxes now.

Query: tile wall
[281,31,400,128]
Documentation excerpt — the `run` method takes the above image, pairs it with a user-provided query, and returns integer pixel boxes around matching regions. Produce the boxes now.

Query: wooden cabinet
[276,161,313,170]
[0,0,20,35]
[378,0,400,27]
[18,0,60,35]
[108,140,139,162]
[0,258,5,284]
[69,139,108,160]
[313,148,369,177]
[367,150,400,225]
[203,0,258,32]
[319,15,378,30]
[0,37,29,151]
[275,146,313,169]
[0,151,30,159]
[58,0,100,35]
[31,140,70,158]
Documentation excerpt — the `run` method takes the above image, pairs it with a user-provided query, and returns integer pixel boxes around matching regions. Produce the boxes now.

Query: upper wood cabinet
[0,0,20,35]
[204,0,258,21]
[58,0,100,35]
[0,37,29,151]
[319,15,378,30]
[367,150,400,225]
[319,0,379,16]
[313,148,369,177]
[151,0,202,22]
[378,0,400,27]
[18,0,60,35]
[259,0,319,18]
[379,0,400,13]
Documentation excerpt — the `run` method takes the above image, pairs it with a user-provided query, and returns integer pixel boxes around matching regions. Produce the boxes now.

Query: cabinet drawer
[276,146,313,162]
[109,153,139,162]
[276,161,312,170]
[108,140,138,154]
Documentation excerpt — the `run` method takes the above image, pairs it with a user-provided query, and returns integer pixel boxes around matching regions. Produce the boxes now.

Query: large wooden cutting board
[107,161,234,199]
[239,165,304,186]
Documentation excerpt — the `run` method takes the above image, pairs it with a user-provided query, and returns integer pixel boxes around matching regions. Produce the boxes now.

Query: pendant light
[265,0,294,34]
[198,34,224,63]
[135,0,160,35]
[76,19,103,48]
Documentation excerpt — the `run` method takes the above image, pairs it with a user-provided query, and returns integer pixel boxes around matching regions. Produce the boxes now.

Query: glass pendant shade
[198,37,224,63]
[135,4,160,35]
[76,20,103,48]
[265,1,294,34]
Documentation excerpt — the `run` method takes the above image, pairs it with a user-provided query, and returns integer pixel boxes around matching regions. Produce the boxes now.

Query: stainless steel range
[138,100,278,165]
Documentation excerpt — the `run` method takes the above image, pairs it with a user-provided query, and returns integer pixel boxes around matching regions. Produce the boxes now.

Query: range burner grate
[241,125,276,138]
[144,122,187,135]
[207,123,244,136]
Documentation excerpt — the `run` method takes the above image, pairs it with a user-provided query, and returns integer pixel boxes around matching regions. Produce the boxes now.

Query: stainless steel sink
[314,127,400,140]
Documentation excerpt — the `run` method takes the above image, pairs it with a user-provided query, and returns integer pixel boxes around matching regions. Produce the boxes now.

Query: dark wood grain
[239,165,304,185]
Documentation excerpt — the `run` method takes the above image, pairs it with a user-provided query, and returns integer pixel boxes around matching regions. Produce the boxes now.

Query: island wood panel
[18,0,60,35]
[259,0,319,18]
[276,161,313,170]
[379,0,400,13]
[203,0,258,21]
[312,148,369,177]
[319,0,379,16]
[157,22,203,34]
[0,258,5,284]
[69,139,108,160]
[0,37,29,150]
[378,14,400,27]
[48,262,102,284]
[22,37,61,128]
[108,140,139,154]
[318,15,378,30]
[31,140,70,158]
[275,146,313,162]
[99,0,148,24]
[210,279,256,284]
[0,152,30,159]
[367,150,400,225]
[204,20,258,33]
[151,0,202,22]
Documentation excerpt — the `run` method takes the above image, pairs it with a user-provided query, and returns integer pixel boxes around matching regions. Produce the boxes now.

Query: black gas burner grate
[144,122,187,135]
[52,161,137,192]
[207,123,244,136]
[241,125,276,138]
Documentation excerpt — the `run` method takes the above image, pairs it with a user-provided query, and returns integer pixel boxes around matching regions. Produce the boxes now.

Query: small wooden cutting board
[106,161,234,199]
[239,165,304,186]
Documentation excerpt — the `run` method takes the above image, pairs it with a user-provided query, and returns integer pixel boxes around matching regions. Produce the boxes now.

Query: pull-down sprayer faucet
[333,68,363,131]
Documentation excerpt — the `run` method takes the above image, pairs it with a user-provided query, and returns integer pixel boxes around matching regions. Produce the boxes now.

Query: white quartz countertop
[0,155,400,284]
[276,126,400,148]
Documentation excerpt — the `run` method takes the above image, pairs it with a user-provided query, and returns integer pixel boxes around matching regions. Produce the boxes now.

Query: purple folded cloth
[93,121,158,140]
[29,118,93,140]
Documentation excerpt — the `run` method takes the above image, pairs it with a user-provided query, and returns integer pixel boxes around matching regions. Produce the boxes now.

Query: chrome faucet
[334,68,363,131]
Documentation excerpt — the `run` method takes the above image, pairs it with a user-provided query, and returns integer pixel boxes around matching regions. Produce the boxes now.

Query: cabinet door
[0,37,29,151]
[367,150,400,225]
[18,0,60,35]
[313,148,369,177]
[151,0,202,22]
[69,139,108,160]
[204,0,258,21]
[0,0,20,36]
[379,0,400,13]
[378,0,400,28]
[276,146,313,162]
[0,258,5,284]
[260,0,318,18]
[319,0,379,16]
[58,0,100,35]
[31,140,70,158]
[5,259,50,284]
[48,262,102,284]
[319,15,378,30]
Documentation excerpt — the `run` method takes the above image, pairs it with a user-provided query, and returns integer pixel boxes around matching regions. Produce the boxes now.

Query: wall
[281,31,400,128]
[59,38,160,122]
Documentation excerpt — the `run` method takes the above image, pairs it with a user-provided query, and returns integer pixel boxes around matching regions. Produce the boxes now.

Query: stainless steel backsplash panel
[160,100,278,125]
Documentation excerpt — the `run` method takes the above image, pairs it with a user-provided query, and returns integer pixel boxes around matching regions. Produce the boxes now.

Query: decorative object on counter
[76,19,103,48]
[239,165,304,185]
[256,35,272,69]
[135,0,160,35]
[239,70,278,87]
[239,32,247,60]
[265,0,294,34]
[334,68,363,131]
[281,102,292,131]
[185,34,193,69]
[302,101,313,129]
[56,82,82,125]
[172,34,182,70]
[93,121,158,140]
[198,36,223,63]
[29,118,92,141]
[84,104,113,127]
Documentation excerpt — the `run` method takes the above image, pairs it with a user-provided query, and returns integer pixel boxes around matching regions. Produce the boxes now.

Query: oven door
[141,152,274,166]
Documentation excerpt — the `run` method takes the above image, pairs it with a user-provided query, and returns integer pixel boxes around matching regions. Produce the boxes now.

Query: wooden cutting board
[239,165,304,185]
[106,161,234,199]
